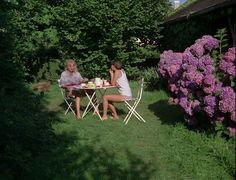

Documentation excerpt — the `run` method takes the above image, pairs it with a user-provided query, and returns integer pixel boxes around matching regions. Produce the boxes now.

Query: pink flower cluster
[159,35,236,136]
[219,47,236,77]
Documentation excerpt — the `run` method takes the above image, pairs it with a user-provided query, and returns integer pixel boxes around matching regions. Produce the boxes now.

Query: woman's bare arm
[111,70,121,86]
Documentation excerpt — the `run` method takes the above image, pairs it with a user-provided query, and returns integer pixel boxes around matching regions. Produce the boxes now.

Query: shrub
[6,0,171,82]
[158,35,235,136]
[143,67,166,90]
[36,60,62,83]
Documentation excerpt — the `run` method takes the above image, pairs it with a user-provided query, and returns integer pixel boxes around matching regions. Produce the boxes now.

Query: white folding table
[73,85,116,120]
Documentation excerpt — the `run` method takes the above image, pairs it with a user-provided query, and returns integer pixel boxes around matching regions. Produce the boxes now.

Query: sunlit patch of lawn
[30,82,235,179]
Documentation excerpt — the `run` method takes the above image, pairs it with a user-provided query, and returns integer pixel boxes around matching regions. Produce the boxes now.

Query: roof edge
[164,0,236,25]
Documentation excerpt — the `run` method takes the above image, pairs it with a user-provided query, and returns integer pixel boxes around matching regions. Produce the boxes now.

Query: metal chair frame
[58,79,76,115]
[123,78,146,125]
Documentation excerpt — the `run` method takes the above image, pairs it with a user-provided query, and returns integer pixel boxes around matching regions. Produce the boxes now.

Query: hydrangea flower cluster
[219,47,236,77]
[159,35,236,136]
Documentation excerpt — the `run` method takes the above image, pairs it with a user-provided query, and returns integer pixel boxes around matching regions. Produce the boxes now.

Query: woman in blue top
[102,60,132,120]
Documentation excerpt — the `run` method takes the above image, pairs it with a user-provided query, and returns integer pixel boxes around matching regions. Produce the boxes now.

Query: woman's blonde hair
[64,59,78,72]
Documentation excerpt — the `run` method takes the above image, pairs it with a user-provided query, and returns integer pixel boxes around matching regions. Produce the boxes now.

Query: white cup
[95,78,102,87]
[103,80,107,85]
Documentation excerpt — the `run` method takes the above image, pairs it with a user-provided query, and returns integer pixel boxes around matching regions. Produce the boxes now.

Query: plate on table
[81,83,86,87]
[104,82,111,86]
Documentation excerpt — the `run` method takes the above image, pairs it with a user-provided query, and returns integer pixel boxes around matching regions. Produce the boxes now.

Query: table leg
[93,89,107,115]
[82,91,96,118]
[82,91,102,120]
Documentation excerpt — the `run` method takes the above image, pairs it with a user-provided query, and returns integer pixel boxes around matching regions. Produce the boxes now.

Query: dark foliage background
[161,3,235,52]
[2,0,171,82]
[0,1,57,179]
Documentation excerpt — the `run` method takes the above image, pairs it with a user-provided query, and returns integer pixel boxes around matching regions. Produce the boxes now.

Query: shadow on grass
[1,89,156,180]
[1,81,155,180]
[26,133,156,179]
[148,100,185,125]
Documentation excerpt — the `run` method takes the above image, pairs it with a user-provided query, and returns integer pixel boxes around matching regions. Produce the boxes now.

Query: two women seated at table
[60,59,132,120]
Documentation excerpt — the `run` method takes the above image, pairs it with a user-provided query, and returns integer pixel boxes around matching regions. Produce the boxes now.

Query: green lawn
[28,82,235,179]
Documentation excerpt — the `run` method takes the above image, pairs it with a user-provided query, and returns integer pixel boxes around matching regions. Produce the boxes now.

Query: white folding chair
[57,79,76,115]
[123,78,146,125]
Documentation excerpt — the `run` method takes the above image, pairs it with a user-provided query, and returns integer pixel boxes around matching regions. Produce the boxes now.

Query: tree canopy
[2,0,171,81]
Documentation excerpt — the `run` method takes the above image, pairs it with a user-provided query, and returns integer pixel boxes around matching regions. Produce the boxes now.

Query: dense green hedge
[2,0,171,82]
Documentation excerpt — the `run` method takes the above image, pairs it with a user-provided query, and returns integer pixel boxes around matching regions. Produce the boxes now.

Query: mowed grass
[29,82,235,179]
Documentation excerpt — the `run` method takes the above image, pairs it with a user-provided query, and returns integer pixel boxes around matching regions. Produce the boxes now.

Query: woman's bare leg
[108,102,119,119]
[74,90,87,119]
[102,94,124,120]
[102,95,109,120]
[75,96,81,118]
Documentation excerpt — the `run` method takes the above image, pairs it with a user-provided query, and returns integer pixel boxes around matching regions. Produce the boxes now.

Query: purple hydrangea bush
[158,35,236,136]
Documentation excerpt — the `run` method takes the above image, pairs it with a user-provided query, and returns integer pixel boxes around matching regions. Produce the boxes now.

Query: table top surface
[71,84,116,90]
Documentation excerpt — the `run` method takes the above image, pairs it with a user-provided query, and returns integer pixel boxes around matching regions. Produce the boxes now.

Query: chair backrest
[58,79,62,90]
[58,79,67,99]
[136,78,144,100]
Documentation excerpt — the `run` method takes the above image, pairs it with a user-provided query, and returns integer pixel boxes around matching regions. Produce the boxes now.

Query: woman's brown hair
[111,60,122,69]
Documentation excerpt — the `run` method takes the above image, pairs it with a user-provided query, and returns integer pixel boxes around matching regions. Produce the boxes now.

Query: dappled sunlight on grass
[27,131,156,179]
[34,83,235,179]
[2,82,233,179]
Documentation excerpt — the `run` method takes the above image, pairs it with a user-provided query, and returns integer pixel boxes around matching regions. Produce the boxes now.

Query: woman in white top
[102,60,132,120]
[60,59,88,119]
